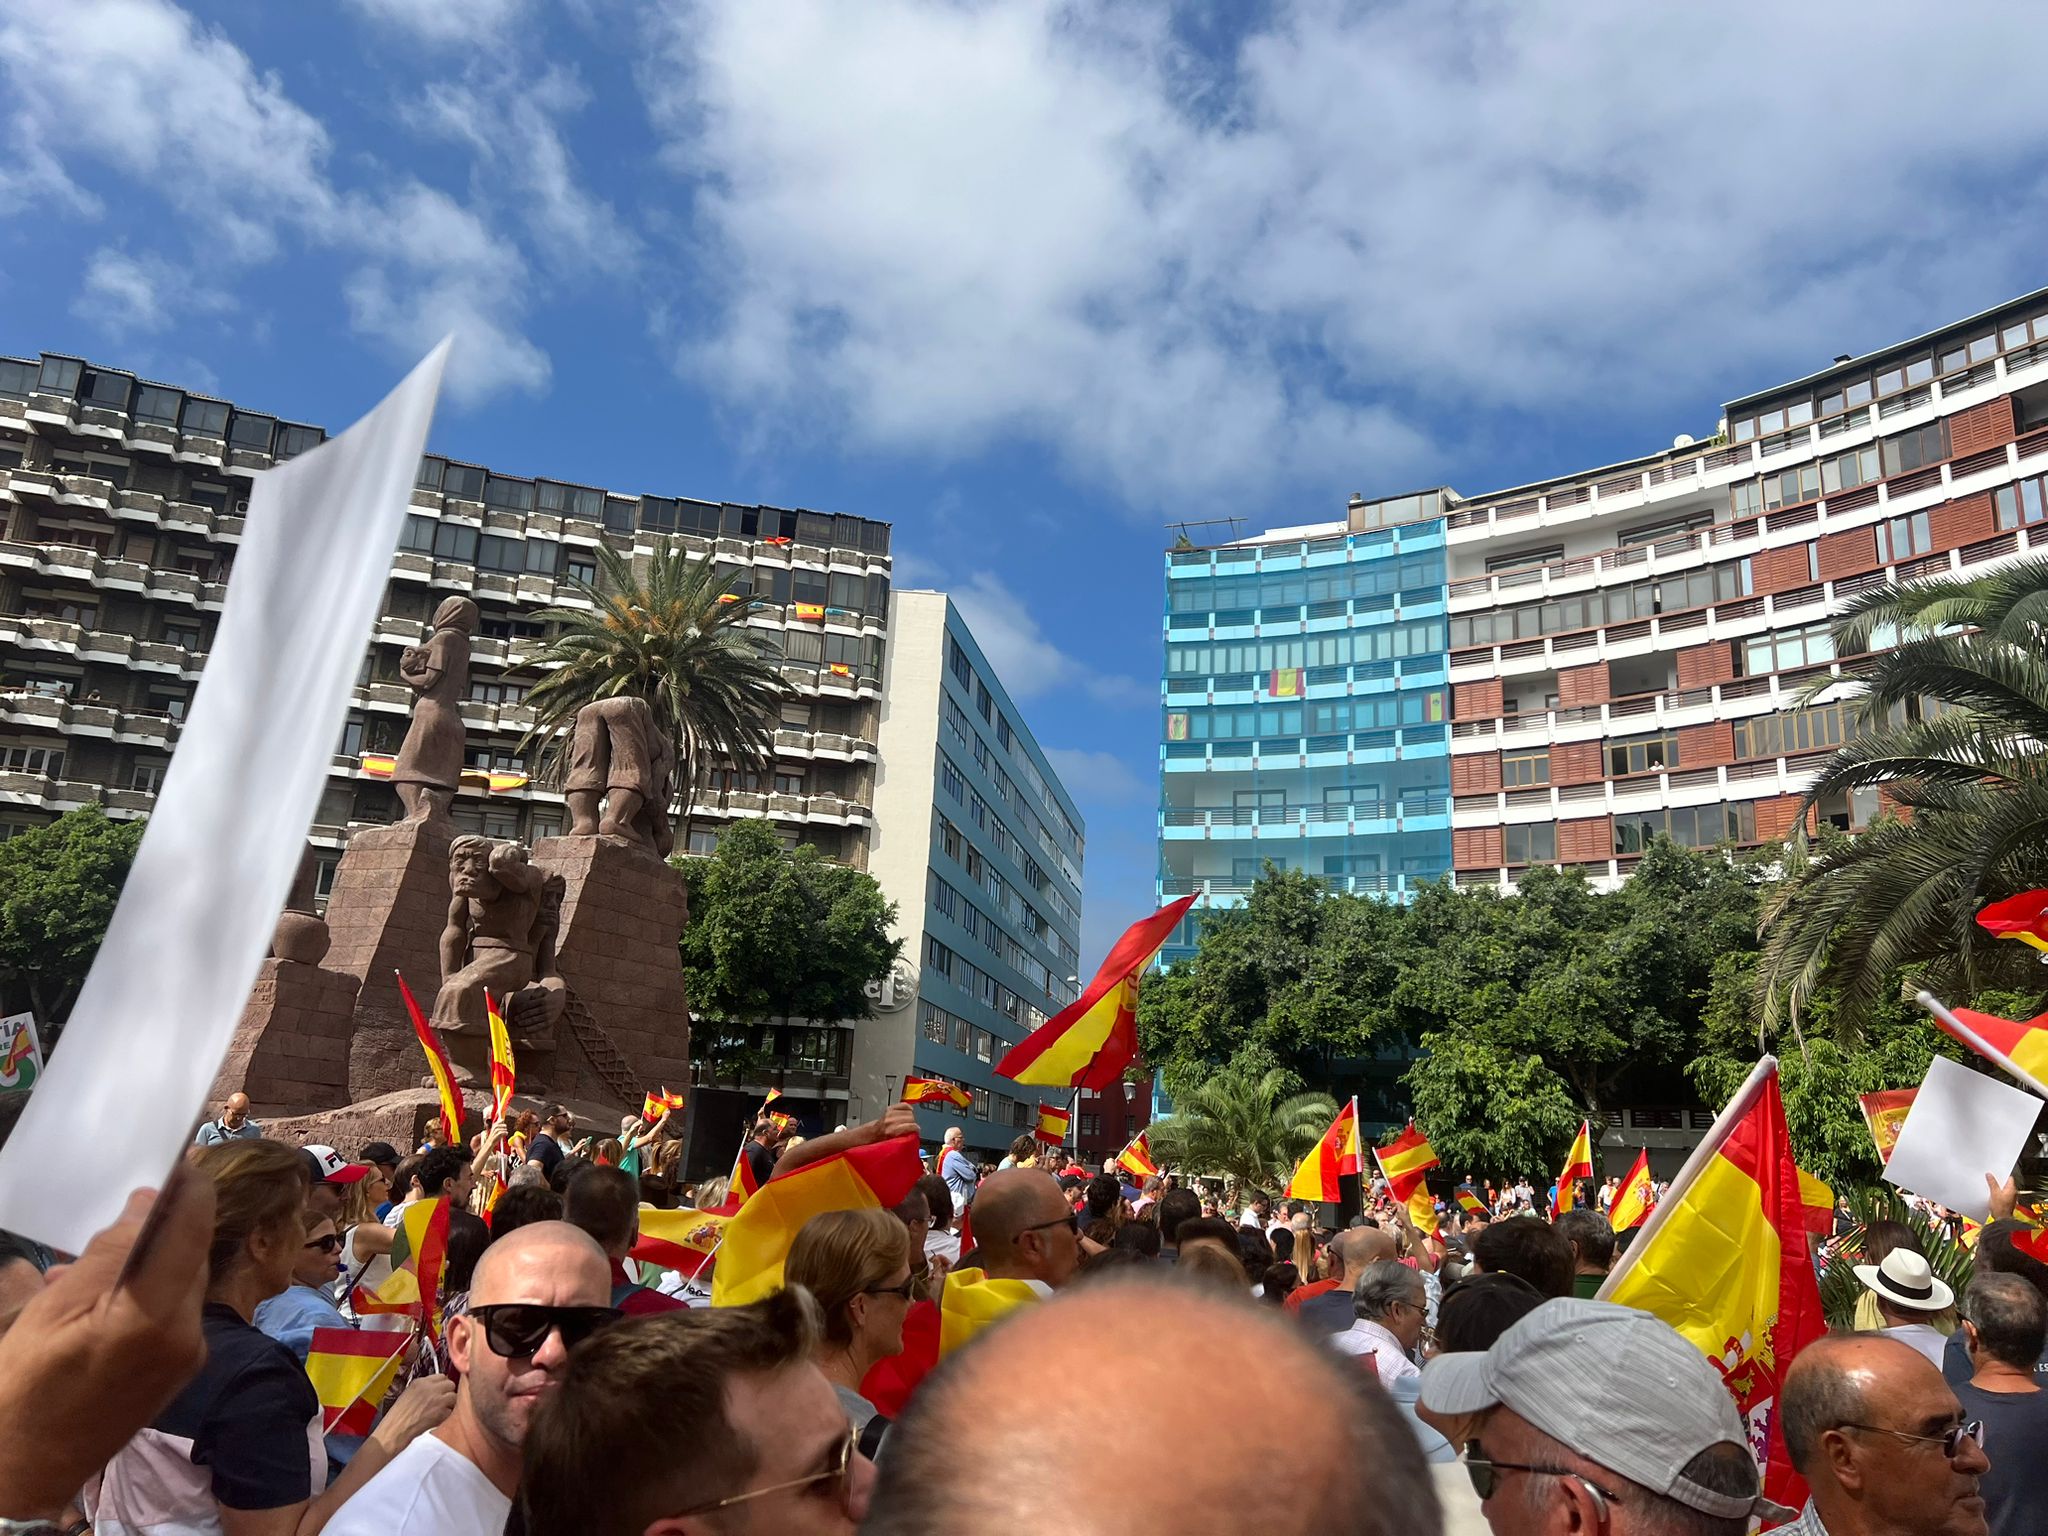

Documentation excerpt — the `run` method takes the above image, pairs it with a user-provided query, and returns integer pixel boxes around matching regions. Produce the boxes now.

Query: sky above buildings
[2,0,2044,966]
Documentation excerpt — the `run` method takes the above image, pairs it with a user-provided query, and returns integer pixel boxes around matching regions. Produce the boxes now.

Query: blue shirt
[254,1282,350,1365]
[194,1117,264,1146]
[941,1148,977,1203]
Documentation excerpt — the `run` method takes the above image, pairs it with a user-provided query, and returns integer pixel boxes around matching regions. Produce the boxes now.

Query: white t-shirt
[322,1430,509,1536]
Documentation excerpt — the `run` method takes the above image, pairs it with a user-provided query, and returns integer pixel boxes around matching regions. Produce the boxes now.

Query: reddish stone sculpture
[564,696,676,858]
[432,835,566,1045]
[393,596,478,825]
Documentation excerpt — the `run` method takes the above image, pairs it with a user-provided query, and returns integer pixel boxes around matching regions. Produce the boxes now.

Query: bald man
[193,1091,261,1145]
[1298,1224,1399,1334]
[325,1222,614,1536]
[867,1277,1441,1535]
[1780,1333,1991,1536]
[970,1168,1084,1289]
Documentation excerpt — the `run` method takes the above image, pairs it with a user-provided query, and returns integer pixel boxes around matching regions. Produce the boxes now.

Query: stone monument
[393,596,476,825]
[431,835,567,1088]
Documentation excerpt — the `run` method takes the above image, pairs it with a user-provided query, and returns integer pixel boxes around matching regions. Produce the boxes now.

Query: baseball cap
[358,1140,400,1168]
[303,1144,371,1184]
[1418,1298,1791,1523]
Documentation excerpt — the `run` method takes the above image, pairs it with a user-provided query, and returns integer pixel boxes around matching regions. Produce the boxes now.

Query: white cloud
[1042,747,1149,806]
[73,248,227,336]
[641,0,2048,508]
[946,569,1152,710]
[344,0,526,48]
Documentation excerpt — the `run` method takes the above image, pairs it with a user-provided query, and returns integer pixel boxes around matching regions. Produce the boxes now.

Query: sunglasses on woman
[302,1234,343,1254]
[466,1303,621,1359]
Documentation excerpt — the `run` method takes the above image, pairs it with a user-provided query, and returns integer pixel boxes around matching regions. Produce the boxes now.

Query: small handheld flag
[1033,1103,1072,1146]
[640,1087,685,1123]
[485,991,516,1125]
[306,1326,412,1436]
[1856,1089,1916,1164]
[904,1076,973,1111]
[1608,1148,1654,1231]
[1373,1122,1442,1235]
[352,1195,451,1340]
[1455,1188,1487,1217]
[1287,1100,1360,1202]
[396,971,464,1146]
[1116,1131,1159,1179]
[1552,1120,1594,1217]
[632,1205,730,1270]
[1916,991,2048,1100]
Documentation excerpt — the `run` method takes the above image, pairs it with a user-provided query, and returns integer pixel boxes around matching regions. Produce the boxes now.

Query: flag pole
[1916,991,2048,1099]
[1596,1055,1776,1301]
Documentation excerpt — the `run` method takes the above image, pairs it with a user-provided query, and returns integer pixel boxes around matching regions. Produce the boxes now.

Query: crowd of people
[0,1090,2036,1535]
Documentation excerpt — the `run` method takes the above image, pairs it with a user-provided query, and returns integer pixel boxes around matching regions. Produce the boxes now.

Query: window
[603,498,635,534]
[1876,511,1931,563]
[1502,751,1549,787]
[36,357,81,394]
[399,515,437,553]
[179,398,228,437]
[1608,732,1675,777]
[1995,476,2048,530]
[564,555,596,586]
[1729,480,1763,519]
[433,523,479,563]
[940,761,965,801]
[442,464,485,502]
[130,758,167,792]
[0,745,62,776]
[524,539,558,574]
[161,621,201,651]
[1883,421,1949,478]
[1761,463,1822,510]
[687,827,718,854]
[1504,823,1555,865]
[274,424,323,459]
[228,413,274,452]
[1741,622,1834,676]
[0,359,35,399]
[468,680,528,705]
[1820,445,1878,495]
[133,385,181,426]
[774,771,805,796]
[948,636,973,690]
[1875,355,1936,397]
[1734,703,1855,758]
[1614,801,1758,853]
[484,475,534,513]
[416,457,446,491]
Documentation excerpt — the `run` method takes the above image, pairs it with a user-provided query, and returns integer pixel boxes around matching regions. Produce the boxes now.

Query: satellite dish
[1673,434,1696,448]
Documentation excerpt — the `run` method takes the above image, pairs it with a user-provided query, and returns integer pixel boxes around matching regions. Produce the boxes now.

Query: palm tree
[517,540,786,843]
[1144,1061,1336,1203]
[1756,557,2048,1041]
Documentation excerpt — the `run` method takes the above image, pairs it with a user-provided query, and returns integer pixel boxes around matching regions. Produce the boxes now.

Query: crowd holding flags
[1373,1122,1441,1235]
[1551,1119,1594,1217]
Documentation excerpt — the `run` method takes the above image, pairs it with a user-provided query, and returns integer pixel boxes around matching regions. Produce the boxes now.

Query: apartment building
[859,591,1087,1154]
[1158,285,2048,909]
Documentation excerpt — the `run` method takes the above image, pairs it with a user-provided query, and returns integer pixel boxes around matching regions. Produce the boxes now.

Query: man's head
[912,1173,952,1232]
[1353,1259,1428,1353]
[1419,1299,1781,1536]
[298,1144,368,1224]
[415,1145,474,1207]
[519,1288,871,1536]
[969,1168,1080,1288]
[1435,1272,1544,1356]
[1330,1223,1396,1284]
[448,1221,612,1460]
[754,1115,784,1147]
[1857,1248,1956,1328]
[941,1126,964,1152]
[1250,1193,1271,1218]
[1157,1186,1201,1247]
[1782,1333,1988,1536]
[865,1277,1440,1535]
[357,1140,400,1183]
[562,1165,640,1260]
[1969,1219,2048,1305]
[1961,1272,2046,1373]
[1471,1217,1574,1298]
[1551,1209,1614,1277]
[222,1092,250,1129]
[542,1103,574,1136]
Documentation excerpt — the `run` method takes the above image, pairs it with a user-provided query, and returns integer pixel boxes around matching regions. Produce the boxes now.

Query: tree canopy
[0,806,146,1031]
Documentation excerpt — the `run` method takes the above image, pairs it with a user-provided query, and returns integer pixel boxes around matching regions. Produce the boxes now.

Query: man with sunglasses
[1779,1332,1991,1536]
[1418,1297,1791,1535]
[325,1220,614,1536]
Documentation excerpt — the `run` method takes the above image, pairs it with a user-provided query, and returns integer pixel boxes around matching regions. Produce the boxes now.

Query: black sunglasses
[864,1277,917,1300]
[467,1303,621,1359]
[303,1234,343,1254]
[1016,1212,1080,1241]
[1464,1444,1619,1506]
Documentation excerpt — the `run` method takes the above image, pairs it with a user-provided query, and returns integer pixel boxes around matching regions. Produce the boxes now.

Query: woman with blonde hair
[785,1207,913,1447]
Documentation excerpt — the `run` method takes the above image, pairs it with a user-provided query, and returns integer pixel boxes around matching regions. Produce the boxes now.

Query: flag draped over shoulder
[996,895,1197,1090]
[1552,1120,1593,1217]
[1919,991,2048,1099]
[485,992,516,1125]
[352,1196,450,1340]
[1373,1122,1442,1235]
[1032,1104,1072,1146]
[1116,1131,1159,1178]
[1608,1148,1653,1231]
[306,1327,411,1436]
[711,1134,924,1307]
[939,1268,1046,1356]
[396,972,464,1146]
[904,1076,973,1111]
[1599,1058,1823,1520]
[1287,1100,1360,1202]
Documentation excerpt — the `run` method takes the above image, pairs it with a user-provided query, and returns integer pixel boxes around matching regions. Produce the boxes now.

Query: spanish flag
[1552,1120,1594,1217]
[711,1133,924,1306]
[1918,990,2048,1099]
[996,895,1197,1090]
[939,1267,1046,1356]
[640,1087,685,1123]
[1373,1122,1441,1235]
[396,971,465,1146]
[485,992,517,1126]
[1033,1103,1072,1146]
[1287,1099,1360,1202]
[1116,1132,1159,1179]
[631,1205,729,1270]
[1856,1088,1916,1165]
[1608,1148,1654,1231]
[306,1326,412,1436]
[904,1076,973,1111]
[352,1196,450,1340]
[1456,1188,1487,1217]
[794,602,825,622]
[726,1139,763,1210]
[1600,1058,1824,1517]
[1975,888,2048,952]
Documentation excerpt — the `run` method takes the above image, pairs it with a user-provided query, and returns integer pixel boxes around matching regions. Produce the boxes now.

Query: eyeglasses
[1016,1212,1080,1241]
[467,1303,621,1359]
[673,1424,859,1517]
[1841,1420,1984,1459]
[864,1277,917,1300]
[302,1234,343,1254]
[1464,1445,1618,1508]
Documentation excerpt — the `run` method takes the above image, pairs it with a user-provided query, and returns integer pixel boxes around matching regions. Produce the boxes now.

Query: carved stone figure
[432,835,565,1042]
[393,596,479,824]
[563,696,676,858]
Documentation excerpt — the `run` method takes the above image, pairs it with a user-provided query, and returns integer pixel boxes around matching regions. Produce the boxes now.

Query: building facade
[1158,286,2048,912]
[857,591,1087,1154]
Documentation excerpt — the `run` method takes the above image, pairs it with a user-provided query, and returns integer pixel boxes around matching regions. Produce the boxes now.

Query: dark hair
[1861,1220,1921,1265]
[195,1139,308,1282]
[388,1152,426,1203]
[518,1289,823,1535]
[1963,1273,2047,1370]
[549,1153,591,1196]
[1472,1217,1574,1299]
[1076,1247,1154,1281]
[913,1174,953,1232]
[1975,1219,2048,1303]
[1261,1261,1300,1305]
[1007,1134,1037,1161]
[1158,1187,1200,1244]
[491,1184,563,1239]
[1237,1227,1274,1289]
[1112,1221,1161,1258]
[416,1146,468,1198]
[1553,1208,1615,1271]
[444,1209,492,1293]
[1085,1174,1122,1223]
[1435,1271,1544,1353]
[1176,1240,1250,1295]
[1271,1226,1295,1264]
[563,1166,640,1255]
[1174,1216,1239,1254]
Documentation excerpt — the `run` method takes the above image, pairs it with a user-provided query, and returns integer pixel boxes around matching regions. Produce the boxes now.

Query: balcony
[56,474,116,511]
[172,434,225,468]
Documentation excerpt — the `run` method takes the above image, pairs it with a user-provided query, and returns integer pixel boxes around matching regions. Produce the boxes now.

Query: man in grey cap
[1417,1297,1790,1535]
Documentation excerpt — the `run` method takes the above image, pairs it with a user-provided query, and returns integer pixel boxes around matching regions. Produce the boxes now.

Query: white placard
[0,342,449,1252]
[1883,1054,2043,1223]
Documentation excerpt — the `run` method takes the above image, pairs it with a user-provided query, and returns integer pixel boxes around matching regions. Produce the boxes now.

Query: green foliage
[0,807,145,1028]
[1145,1054,1336,1199]
[1818,1185,1976,1332]
[676,820,900,1077]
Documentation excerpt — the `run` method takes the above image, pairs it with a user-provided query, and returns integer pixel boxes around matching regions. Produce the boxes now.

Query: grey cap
[1419,1297,1791,1523]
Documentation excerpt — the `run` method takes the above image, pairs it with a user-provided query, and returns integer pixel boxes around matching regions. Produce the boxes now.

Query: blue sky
[3,0,2045,967]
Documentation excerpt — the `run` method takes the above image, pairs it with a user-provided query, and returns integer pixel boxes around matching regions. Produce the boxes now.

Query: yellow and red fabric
[640,1087,685,1123]
[1287,1100,1361,1202]
[1976,889,2048,953]
[710,1133,924,1307]
[996,895,1198,1090]
[1856,1089,1916,1165]
[485,992,517,1125]
[1608,1148,1654,1232]
[904,1076,973,1111]
[1032,1103,1072,1146]
[1116,1132,1159,1179]
[352,1195,450,1340]
[726,1140,763,1211]
[1932,997,2048,1099]
[861,1298,940,1416]
[631,1205,729,1271]
[794,602,825,622]
[396,971,465,1146]
[1455,1188,1487,1217]
[1601,1062,1824,1519]
[938,1267,1045,1356]
[1373,1122,1442,1236]
[307,1326,412,1436]
[1552,1120,1594,1217]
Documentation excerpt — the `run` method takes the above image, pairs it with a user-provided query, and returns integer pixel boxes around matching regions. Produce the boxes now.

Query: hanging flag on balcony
[827,663,854,678]
[1165,713,1189,741]
[794,602,825,622]
[1270,667,1303,697]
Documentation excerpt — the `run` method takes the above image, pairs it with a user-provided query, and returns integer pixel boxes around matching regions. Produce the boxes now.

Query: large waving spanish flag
[1918,990,2048,1099]
[485,992,517,1125]
[352,1195,450,1340]
[1116,1131,1159,1179]
[1287,1099,1360,1202]
[396,971,465,1146]
[711,1133,924,1307]
[996,895,1197,1090]
[1373,1121,1441,1235]
[1551,1120,1594,1217]
[1600,1059,1823,1521]
[1607,1147,1653,1231]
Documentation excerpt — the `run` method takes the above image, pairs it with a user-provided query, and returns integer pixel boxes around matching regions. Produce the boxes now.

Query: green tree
[520,540,785,839]
[0,807,146,1030]
[1145,1055,1336,1203]
[677,820,900,1079]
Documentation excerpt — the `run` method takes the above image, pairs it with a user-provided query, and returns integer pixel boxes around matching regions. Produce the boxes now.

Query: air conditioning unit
[234,498,250,514]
